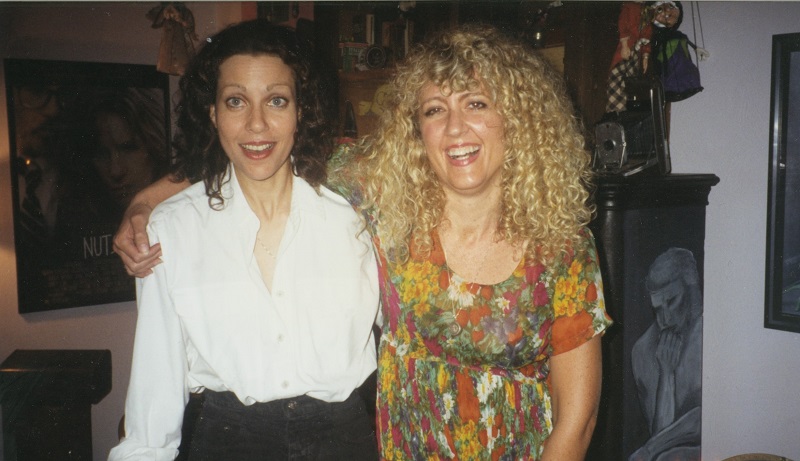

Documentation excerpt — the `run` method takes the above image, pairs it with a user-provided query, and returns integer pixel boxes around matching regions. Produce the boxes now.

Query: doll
[146,2,198,76]
[606,2,653,113]
[648,1,707,102]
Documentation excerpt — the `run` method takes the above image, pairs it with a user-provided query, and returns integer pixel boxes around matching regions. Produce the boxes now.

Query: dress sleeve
[108,221,188,461]
[326,142,366,208]
[550,229,613,356]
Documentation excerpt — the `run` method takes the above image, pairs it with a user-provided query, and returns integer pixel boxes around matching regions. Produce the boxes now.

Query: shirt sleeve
[550,229,613,356]
[108,222,188,461]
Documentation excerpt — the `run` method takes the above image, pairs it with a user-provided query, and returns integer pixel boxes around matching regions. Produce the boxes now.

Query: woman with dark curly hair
[109,19,379,461]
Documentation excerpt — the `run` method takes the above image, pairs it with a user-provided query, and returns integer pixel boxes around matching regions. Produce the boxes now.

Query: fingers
[116,243,162,277]
[113,202,160,278]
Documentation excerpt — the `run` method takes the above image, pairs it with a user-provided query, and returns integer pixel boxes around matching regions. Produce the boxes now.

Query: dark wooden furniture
[0,349,111,461]
[587,173,719,460]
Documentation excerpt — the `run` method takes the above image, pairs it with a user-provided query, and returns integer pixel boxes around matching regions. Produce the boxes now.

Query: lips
[446,144,480,161]
[241,142,275,158]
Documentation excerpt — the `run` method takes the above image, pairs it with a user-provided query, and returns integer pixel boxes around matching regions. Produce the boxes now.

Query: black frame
[5,58,170,313]
[765,33,800,333]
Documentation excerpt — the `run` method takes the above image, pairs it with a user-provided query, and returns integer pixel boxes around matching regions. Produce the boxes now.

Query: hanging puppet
[649,1,709,102]
[146,2,198,76]
[606,2,653,113]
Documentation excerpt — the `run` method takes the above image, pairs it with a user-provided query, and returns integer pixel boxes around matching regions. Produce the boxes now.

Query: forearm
[541,416,597,461]
[133,174,191,210]
[542,336,602,461]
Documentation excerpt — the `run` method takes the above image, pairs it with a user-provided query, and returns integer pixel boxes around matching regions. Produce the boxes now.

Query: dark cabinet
[0,350,111,461]
[587,173,719,460]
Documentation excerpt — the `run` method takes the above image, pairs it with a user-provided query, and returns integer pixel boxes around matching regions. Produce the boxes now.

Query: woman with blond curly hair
[115,23,611,460]
[337,23,612,460]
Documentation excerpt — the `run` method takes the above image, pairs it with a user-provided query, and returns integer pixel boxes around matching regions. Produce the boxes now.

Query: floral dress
[374,231,612,461]
[326,144,612,460]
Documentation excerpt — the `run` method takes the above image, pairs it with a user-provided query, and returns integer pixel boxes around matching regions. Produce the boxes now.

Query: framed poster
[765,33,800,333]
[5,59,171,313]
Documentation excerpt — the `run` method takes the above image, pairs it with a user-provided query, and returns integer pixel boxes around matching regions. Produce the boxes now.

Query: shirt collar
[221,164,328,230]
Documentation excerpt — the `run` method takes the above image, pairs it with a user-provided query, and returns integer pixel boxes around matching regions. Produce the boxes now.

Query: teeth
[242,143,273,152]
[446,145,479,159]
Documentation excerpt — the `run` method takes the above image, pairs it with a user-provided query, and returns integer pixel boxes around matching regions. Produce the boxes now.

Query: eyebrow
[420,91,485,106]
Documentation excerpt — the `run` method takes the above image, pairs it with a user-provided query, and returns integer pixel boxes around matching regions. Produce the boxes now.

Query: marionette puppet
[648,1,708,102]
[606,2,653,113]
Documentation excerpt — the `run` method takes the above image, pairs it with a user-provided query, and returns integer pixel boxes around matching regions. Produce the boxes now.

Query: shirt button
[275,290,284,297]
[287,400,297,410]
[277,334,284,342]
[281,380,289,389]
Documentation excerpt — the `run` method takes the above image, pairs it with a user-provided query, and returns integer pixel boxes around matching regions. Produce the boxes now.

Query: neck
[236,165,294,222]
[440,187,503,242]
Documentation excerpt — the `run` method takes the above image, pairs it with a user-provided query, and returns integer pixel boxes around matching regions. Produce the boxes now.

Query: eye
[422,106,443,118]
[467,100,489,110]
[268,96,289,108]
[119,140,141,153]
[225,97,245,109]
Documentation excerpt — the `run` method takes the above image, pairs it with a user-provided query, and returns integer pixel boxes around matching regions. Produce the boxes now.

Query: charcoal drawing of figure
[629,247,702,461]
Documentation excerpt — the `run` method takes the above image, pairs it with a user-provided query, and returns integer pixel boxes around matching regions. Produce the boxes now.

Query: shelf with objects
[310,1,620,138]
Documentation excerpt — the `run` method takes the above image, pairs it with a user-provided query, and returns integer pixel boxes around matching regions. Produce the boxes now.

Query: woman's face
[93,112,156,207]
[417,82,505,198]
[209,54,297,187]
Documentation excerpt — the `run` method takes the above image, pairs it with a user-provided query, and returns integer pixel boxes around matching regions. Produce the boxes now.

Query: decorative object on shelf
[146,2,198,76]
[648,1,707,102]
[765,32,800,333]
[593,76,670,177]
[342,100,358,140]
[363,45,387,69]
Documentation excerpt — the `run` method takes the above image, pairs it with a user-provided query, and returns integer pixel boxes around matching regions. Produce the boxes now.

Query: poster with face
[5,59,171,313]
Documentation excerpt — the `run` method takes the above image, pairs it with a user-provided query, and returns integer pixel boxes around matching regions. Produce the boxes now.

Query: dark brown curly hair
[172,19,336,206]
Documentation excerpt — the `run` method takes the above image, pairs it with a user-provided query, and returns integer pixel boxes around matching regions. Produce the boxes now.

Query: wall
[2,2,800,461]
[0,3,243,460]
[669,2,800,460]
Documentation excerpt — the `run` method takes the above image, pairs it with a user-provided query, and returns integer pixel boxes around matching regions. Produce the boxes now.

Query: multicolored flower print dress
[374,231,612,461]
[326,143,612,460]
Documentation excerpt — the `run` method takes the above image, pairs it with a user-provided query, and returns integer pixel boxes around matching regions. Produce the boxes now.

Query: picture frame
[5,58,171,313]
[765,33,800,333]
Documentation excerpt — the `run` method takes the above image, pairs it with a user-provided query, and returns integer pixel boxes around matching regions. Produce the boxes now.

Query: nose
[445,108,467,137]
[108,151,128,180]
[247,104,267,133]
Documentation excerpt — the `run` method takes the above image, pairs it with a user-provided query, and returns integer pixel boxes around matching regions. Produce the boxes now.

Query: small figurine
[146,2,198,76]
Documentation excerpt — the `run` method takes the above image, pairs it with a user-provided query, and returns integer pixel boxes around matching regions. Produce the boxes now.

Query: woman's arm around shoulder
[113,175,191,277]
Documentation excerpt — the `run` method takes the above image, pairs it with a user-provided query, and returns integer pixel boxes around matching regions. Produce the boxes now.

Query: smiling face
[417,82,505,198]
[209,54,298,188]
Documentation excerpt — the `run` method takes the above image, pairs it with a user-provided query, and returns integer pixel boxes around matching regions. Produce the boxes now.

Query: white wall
[2,2,800,461]
[669,2,800,460]
[0,3,243,460]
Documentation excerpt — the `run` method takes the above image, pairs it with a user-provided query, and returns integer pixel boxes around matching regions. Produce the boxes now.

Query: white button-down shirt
[109,169,379,461]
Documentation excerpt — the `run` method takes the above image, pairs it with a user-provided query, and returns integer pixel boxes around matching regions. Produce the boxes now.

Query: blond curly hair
[353,23,594,263]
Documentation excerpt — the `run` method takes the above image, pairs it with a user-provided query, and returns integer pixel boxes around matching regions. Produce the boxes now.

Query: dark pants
[187,389,378,461]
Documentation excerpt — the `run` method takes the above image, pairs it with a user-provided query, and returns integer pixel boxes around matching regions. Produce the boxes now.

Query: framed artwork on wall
[765,33,800,333]
[5,59,171,313]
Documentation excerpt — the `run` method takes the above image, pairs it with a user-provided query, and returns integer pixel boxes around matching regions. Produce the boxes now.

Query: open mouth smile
[446,145,480,161]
